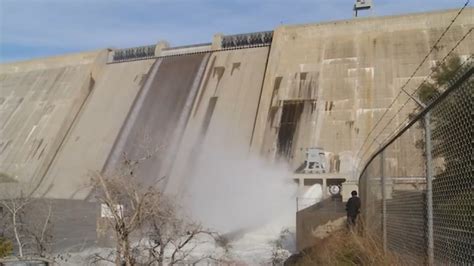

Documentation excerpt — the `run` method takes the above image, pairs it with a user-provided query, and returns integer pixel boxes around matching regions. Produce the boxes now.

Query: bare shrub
[91,170,158,265]
[0,193,54,260]
[91,153,222,265]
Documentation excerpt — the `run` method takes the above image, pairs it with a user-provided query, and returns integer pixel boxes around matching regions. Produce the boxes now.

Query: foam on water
[298,184,323,210]
[181,143,299,263]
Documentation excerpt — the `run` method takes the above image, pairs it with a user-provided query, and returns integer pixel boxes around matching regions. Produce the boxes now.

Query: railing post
[424,111,434,266]
[381,151,387,253]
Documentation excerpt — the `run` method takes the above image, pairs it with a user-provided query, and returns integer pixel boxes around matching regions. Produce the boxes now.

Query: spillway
[165,47,270,195]
[104,53,210,187]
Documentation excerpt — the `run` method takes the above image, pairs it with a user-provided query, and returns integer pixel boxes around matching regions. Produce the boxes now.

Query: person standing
[346,190,361,228]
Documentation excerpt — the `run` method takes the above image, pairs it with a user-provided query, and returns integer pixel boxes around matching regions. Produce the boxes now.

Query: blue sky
[0,0,470,62]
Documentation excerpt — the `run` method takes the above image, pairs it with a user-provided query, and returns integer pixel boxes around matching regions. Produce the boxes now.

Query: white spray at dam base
[65,146,324,264]
[177,143,324,263]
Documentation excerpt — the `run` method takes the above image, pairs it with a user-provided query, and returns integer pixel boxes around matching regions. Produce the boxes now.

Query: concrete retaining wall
[296,199,346,251]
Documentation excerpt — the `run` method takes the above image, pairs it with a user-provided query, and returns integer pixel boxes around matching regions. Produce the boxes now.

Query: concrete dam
[0,8,473,257]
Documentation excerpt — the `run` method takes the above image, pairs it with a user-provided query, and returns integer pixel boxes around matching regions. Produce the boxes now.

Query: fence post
[424,111,434,266]
[365,173,370,234]
[381,151,387,253]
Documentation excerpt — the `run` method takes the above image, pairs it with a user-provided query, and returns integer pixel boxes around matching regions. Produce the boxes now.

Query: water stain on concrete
[277,101,304,158]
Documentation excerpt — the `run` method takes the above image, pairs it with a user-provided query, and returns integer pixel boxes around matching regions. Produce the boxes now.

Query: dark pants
[347,215,357,229]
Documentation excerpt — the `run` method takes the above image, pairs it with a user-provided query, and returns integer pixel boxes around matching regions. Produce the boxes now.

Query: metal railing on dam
[112,45,156,62]
[108,31,273,63]
[358,57,473,265]
[221,31,273,48]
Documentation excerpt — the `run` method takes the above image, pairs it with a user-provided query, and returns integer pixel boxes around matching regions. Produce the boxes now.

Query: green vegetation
[418,54,471,199]
[418,55,462,103]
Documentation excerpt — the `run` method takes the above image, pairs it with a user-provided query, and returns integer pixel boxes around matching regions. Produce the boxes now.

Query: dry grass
[290,230,400,266]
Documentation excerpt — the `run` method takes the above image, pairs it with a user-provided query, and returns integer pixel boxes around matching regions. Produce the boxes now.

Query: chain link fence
[358,58,472,265]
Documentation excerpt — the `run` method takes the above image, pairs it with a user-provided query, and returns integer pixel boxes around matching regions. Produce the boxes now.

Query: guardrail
[221,31,273,48]
[107,31,274,63]
[112,45,156,62]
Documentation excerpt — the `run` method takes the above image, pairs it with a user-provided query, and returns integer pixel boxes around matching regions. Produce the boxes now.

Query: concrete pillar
[90,49,109,81]
[212,33,224,50]
[154,40,170,57]
[105,48,115,63]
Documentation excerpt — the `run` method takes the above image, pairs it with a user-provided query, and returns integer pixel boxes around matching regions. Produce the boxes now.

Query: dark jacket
[346,196,361,217]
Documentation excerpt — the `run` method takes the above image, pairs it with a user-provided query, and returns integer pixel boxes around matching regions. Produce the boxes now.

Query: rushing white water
[226,219,296,263]
[178,142,298,263]
[184,146,296,230]
[168,215,296,264]
[298,184,323,210]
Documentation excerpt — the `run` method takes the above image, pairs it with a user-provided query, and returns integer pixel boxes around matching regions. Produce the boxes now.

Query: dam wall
[0,51,102,196]
[0,8,473,251]
[0,8,472,198]
[165,47,270,195]
[251,8,473,178]
[104,53,210,187]
[38,58,156,199]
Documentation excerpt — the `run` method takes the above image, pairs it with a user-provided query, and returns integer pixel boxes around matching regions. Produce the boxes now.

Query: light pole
[354,0,373,17]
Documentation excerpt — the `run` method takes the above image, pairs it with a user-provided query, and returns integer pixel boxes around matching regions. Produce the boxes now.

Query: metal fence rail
[358,58,473,265]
